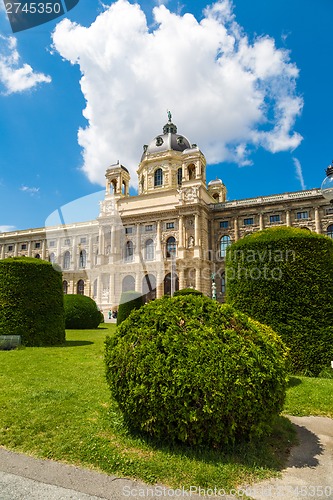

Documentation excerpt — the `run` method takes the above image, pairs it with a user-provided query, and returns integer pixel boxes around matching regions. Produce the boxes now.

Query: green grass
[0,326,330,491]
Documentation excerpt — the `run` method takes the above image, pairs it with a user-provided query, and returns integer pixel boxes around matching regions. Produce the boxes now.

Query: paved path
[0,416,332,499]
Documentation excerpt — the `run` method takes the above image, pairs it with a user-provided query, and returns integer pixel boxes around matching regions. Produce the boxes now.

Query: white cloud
[293,157,306,190]
[20,185,40,195]
[0,225,16,233]
[52,0,303,187]
[0,35,51,94]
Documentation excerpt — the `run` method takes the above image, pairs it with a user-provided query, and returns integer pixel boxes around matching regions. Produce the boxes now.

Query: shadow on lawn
[63,340,94,347]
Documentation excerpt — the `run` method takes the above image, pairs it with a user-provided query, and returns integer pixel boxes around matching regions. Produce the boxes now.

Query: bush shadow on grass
[287,376,303,388]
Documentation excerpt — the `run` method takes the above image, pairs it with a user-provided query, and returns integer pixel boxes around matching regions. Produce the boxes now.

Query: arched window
[79,249,86,269]
[142,274,156,302]
[63,251,70,270]
[327,224,333,238]
[77,279,84,295]
[63,280,68,295]
[122,275,135,292]
[177,168,182,186]
[93,279,98,298]
[35,254,40,259]
[122,181,126,195]
[220,235,231,258]
[145,239,154,261]
[221,273,226,294]
[166,236,176,258]
[125,241,134,262]
[188,164,195,180]
[49,252,56,264]
[154,168,163,187]
[164,273,179,295]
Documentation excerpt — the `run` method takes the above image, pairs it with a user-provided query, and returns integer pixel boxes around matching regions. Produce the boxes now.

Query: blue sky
[0,0,332,231]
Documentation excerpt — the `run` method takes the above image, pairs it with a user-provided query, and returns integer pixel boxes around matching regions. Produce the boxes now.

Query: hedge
[105,294,288,447]
[225,227,333,375]
[173,288,203,297]
[64,294,102,329]
[0,257,65,346]
[117,291,143,326]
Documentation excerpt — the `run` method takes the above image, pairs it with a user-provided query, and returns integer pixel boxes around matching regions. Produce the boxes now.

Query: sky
[0,0,332,232]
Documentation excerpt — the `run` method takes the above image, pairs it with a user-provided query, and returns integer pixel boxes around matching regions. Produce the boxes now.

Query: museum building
[1,115,333,311]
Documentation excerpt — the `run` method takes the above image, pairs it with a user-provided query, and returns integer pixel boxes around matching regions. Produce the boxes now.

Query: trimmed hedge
[64,294,102,329]
[173,288,203,297]
[0,257,65,346]
[117,291,143,326]
[225,227,333,376]
[105,295,288,447]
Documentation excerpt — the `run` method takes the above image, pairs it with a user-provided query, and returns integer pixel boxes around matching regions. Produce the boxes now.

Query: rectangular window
[296,211,309,219]
[49,240,55,247]
[269,215,280,223]
[21,244,27,250]
[8,245,13,252]
[244,218,254,225]
[145,225,153,232]
[125,227,133,234]
[64,238,71,246]
[166,222,174,229]
[220,221,229,228]
[80,237,87,244]
[35,242,41,249]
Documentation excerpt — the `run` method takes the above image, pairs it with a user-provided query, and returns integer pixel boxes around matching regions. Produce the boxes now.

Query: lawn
[0,325,332,492]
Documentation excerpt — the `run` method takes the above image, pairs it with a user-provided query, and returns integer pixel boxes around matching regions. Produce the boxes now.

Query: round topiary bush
[117,291,143,326]
[105,295,288,447]
[0,257,65,346]
[173,288,203,297]
[64,294,102,329]
[225,226,333,376]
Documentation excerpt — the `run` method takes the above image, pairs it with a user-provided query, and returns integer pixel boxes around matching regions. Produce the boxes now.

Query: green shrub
[105,295,288,447]
[0,257,65,346]
[225,227,333,376]
[173,288,203,297]
[117,291,143,326]
[64,294,101,329]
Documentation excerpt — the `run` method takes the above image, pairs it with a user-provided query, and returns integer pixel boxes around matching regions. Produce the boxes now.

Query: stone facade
[1,117,333,311]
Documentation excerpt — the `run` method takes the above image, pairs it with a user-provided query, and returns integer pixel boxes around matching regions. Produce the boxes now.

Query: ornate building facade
[1,115,333,311]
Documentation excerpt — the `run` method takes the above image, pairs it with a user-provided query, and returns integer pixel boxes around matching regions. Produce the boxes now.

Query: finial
[167,110,172,122]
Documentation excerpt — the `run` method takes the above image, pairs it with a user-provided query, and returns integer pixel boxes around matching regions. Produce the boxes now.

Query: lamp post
[321,162,333,203]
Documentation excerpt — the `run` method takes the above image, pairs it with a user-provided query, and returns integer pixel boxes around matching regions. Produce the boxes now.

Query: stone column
[315,207,321,234]
[88,233,93,267]
[286,210,291,227]
[0,244,4,260]
[14,242,18,257]
[71,236,77,270]
[98,227,105,257]
[136,223,141,262]
[179,267,185,290]
[194,214,200,246]
[179,216,184,248]
[41,239,46,260]
[135,272,141,293]
[27,240,32,257]
[259,213,264,230]
[195,268,201,291]
[109,273,115,306]
[56,238,61,265]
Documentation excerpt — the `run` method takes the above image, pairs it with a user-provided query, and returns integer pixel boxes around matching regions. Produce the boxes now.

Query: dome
[141,115,192,160]
[208,178,224,187]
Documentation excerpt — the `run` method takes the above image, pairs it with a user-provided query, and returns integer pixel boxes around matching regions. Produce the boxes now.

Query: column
[14,243,18,257]
[88,233,93,267]
[56,238,61,265]
[234,217,239,241]
[195,268,201,291]
[286,210,291,227]
[98,227,105,256]
[97,275,102,308]
[41,239,46,260]
[27,240,32,257]
[179,216,184,248]
[315,207,321,234]
[156,271,163,299]
[109,273,115,306]
[135,272,141,293]
[1,244,4,260]
[194,214,199,246]
[259,213,264,231]
[179,268,185,290]
[71,236,77,270]
[136,223,141,262]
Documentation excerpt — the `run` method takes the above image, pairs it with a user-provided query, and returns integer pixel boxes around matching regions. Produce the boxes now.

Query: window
[63,280,68,294]
[79,249,86,269]
[8,245,13,252]
[125,241,134,261]
[145,225,153,232]
[220,221,229,229]
[49,241,55,247]
[154,168,163,187]
[35,242,41,249]
[80,237,87,244]
[125,227,133,234]
[220,235,231,258]
[244,218,254,226]
[77,279,84,295]
[177,168,182,186]
[145,239,154,261]
[63,251,70,270]
[296,211,309,219]
[269,214,280,223]
[49,252,56,264]
[188,164,195,180]
[166,222,174,230]
[35,254,40,259]
[21,244,27,250]
[64,238,71,246]
[327,224,333,238]
[221,273,226,294]
[166,236,176,258]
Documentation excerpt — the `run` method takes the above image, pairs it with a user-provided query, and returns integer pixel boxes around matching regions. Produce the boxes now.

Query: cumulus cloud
[0,225,16,233]
[293,157,306,190]
[0,35,51,94]
[52,0,303,186]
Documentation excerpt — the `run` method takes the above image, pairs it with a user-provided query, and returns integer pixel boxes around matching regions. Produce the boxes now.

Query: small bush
[64,294,101,329]
[173,288,203,297]
[117,291,143,326]
[0,257,65,346]
[105,295,288,447]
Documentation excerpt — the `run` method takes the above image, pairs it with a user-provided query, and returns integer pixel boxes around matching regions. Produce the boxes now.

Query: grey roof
[141,120,192,160]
